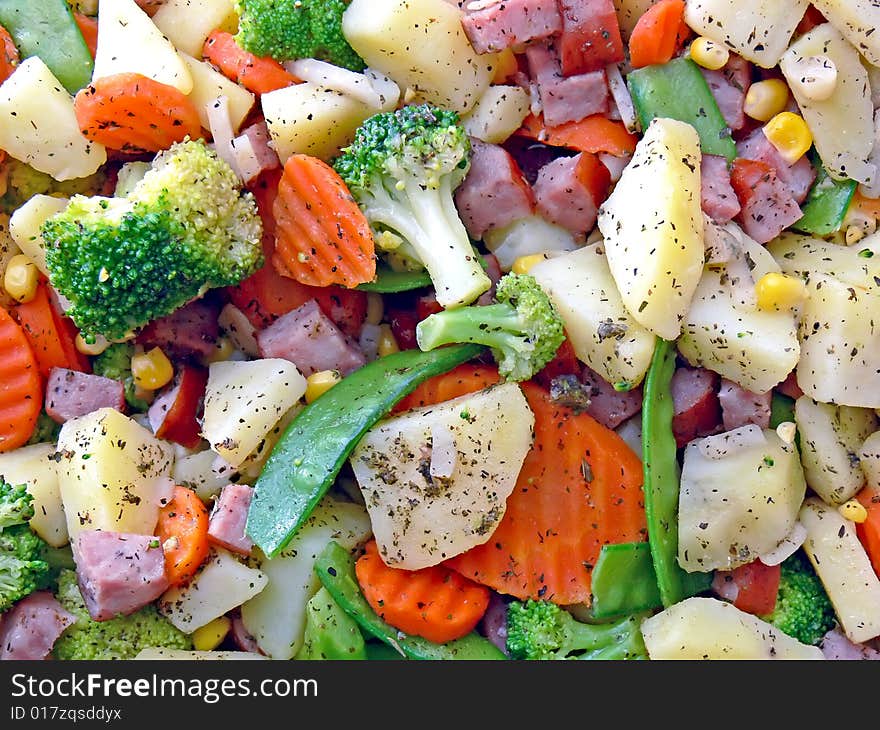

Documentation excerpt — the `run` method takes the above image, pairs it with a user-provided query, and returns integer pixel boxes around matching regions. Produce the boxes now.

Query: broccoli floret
[53,570,192,660]
[0,480,34,531]
[92,343,150,412]
[42,139,262,342]
[235,0,365,70]
[761,550,836,646]
[26,411,62,446]
[506,599,648,660]
[415,273,564,382]
[0,159,106,215]
[0,483,51,612]
[334,104,491,308]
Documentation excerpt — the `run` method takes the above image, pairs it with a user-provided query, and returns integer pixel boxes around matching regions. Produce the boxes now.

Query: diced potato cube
[152,0,238,57]
[180,53,255,133]
[462,85,531,144]
[0,443,68,547]
[9,195,70,276]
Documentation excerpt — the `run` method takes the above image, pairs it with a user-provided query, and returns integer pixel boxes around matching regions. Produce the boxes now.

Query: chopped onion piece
[697,424,766,461]
[364,68,401,112]
[212,454,238,480]
[286,58,382,109]
[230,133,263,183]
[154,476,177,509]
[703,216,738,264]
[359,323,381,362]
[466,0,502,10]
[606,63,639,133]
[528,81,542,118]
[429,424,457,480]
[758,521,807,566]
[598,152,630,183]
[205,95,240,178]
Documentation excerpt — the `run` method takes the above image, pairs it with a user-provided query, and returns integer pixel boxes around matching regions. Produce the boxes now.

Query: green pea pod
[0,0,93,94]
[769,392,796,429]
[792,161,857,236]
[314,541,506,660]
[591,541,713,619]
[247,343,484,557]
[295,587,367,660]
[627,57,737,160]
[641,338,693,607]
[357,265,432,293]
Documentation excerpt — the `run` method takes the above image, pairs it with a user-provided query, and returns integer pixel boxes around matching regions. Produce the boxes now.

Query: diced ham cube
[207,483,254,557]
[699,53,751,133]
[73,531,170,621]
[461,0,562,54]
[455,138,535,239]
[557,0,625,75]
[581,366,643,429]
[736,128,816,204]
[137,298,221,361]
[718,379,772,431]
[671,366,722,448]
[701,154,741,223]
[45,368,125,424]
[533,152,610,238]
[256,299,366,377]
[730,158,803,244]
[0,592,76,660]
[526,41,610,127]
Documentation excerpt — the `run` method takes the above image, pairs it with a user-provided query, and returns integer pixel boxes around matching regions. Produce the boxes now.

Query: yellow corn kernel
[191,616,232,652]
[365,292,384,326]
[838,499,868,524]
[763,112,813,165]
[743,79,790,123]
[377,324,399,357]
[3,254,39,303]
[305,369,342,403]
[755,272,807,312]
[203,336,236,365]
[75,333,110,357]
[511,253,548,275]
[690,36,730,71]
[131,347,174,390]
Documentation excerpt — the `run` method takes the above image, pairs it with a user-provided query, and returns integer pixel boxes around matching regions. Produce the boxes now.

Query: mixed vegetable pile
[0,0,879,662]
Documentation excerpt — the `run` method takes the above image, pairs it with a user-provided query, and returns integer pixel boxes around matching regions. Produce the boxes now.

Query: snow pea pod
[793,160,858,236]
[0,0,93,94]
[357,265,432,293]
[314,541,506,660]
[295,587,367,660]
[247,343,484,557]
[627,57,736,160]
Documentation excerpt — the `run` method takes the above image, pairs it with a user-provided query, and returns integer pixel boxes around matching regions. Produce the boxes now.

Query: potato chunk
[0,444,68,547]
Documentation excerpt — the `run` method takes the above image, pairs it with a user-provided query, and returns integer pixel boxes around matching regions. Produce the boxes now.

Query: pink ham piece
[230,611,263,654]
[699,53,750,133]
[732,159,803,244]
[532,153,608,239]
[718,379,772,431]
[460,0,562,54]
[736,128,816,204]
[701,154,741,223]
[45,368,126,424]
[820,628,880,660]
[454,139,535,240]
[557,0,625,75]
[256,298,366,377]
[0,592,76,660]
[73,531,170,621]
[137,298,221,361]
[207,483,254,557]
[671,366,722,448]
[526,41,610,127]
[581,366,643,430]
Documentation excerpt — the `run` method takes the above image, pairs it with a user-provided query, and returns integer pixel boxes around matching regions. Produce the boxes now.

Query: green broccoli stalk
[761,550,836,646]
[53,570,192,660]
[91,343,150,412]
[235,0,364,70]
[0,481,51,612]
[334,104,491,308]
[506,599,648,660]
[295,587,367,660]
[415,273,564,382]
[42,139,262,342]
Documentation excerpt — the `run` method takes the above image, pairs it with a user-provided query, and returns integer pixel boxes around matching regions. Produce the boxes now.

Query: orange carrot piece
[73,72,203,154]
[445,381,647,605]
[393,364,501,414]
[628,0,686,69]
[0,24,19,84]
[73,13,98,60]
[155,486,211,587]
[856,488,880,578]
[355,539,491,643]
[15,280,90,378]
[272,153,376,289]
[202,30,298,96]
[0,306,41,453]
[516,112,638,156]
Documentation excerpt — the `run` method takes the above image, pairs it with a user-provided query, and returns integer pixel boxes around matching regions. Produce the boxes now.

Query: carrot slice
[73,72,203,154]
[0,306,41,452]
[155,485,211,587]
[0,24,19,84]
[73,13,98,60]
[272,153,376,289]
[856,488,880,578]
[628,0,686,69]
[202,30,298,96]
[516,113,638,156]
[355,539,491,643]
[445,381,647,605]
[15,280,90,378]
[393,363,501,414]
